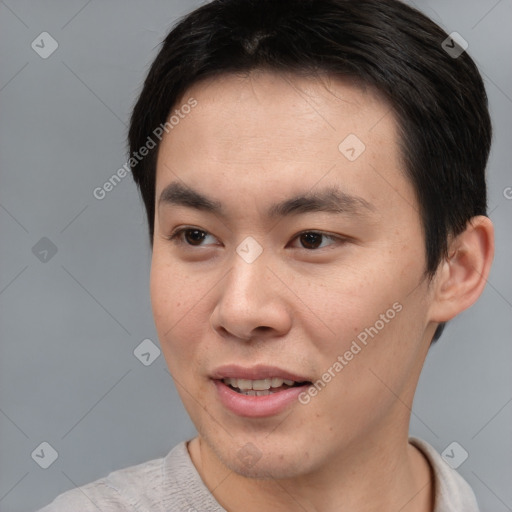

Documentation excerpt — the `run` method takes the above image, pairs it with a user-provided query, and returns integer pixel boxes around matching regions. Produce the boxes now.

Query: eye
[168,227,219,247]
[167,227,346,251]
[290,231,344,250]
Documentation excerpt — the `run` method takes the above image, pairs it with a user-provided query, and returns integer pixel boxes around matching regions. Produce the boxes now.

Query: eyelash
[166,226,347,251]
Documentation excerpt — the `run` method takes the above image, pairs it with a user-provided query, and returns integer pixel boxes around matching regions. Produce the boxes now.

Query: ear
[428,215,494,323]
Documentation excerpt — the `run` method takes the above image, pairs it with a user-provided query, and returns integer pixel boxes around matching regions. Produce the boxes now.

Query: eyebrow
[158,181,375,218]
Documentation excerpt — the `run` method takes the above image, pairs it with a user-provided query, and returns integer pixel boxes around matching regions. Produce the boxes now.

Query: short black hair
[128,0,492,342]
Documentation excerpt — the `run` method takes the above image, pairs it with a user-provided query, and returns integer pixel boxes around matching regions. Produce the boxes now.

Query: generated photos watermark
[93,97,198,200]
[298,301,403,405]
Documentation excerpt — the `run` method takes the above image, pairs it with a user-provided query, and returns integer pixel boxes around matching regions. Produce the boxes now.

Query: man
[39,0,494,510]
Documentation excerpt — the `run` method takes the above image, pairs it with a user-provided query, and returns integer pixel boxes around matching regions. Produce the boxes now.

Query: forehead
[155,70,413,218]
[172,70,393,148]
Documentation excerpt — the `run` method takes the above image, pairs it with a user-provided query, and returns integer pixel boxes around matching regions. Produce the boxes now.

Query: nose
[210,251,292,342]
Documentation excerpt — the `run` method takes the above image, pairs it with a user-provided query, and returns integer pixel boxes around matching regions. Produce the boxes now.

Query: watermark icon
[93,98,198,200]
[503,187,512,200]
[298,301,403,404]
[31,442,59,469]
[338,133,366,162]
[237,442,262,468]
[441,441,468,469]
[32,237,58,263]
[441,32,468,59]
[31,32,59,59]
[134,339,161,366]
[236,236,263,263]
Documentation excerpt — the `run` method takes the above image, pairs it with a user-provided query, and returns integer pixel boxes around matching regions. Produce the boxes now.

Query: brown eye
[299,232,323,249]
[183,229,207,246]
[293,231,341,250]
[168,227,216,247]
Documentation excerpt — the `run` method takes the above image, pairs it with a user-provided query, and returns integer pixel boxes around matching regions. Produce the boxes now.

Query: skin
[150,70,494,512]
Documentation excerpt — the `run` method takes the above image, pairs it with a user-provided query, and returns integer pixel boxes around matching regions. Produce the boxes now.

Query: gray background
[0,1,510,511]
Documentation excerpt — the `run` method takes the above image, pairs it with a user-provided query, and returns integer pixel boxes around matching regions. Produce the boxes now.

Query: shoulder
[37,443,185,512]
[409,437,480,512]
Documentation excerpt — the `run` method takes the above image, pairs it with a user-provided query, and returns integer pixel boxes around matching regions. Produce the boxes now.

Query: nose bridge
[225,248,270,310]
[211,246,292,339]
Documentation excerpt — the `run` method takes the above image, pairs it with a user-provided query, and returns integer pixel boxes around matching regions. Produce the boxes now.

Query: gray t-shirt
[37,437,479,511]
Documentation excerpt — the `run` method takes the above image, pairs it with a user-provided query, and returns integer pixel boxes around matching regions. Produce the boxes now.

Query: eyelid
[167,226,220,245]
[167,226,349,250]
[289,230,346,248]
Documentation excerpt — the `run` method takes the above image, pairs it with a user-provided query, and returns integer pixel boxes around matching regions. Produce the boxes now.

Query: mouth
[220,377,311,396]
[210,365,313,417]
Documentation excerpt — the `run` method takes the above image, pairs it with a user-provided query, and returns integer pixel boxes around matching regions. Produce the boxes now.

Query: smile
[210,366,312,417]
[222,377,309,396]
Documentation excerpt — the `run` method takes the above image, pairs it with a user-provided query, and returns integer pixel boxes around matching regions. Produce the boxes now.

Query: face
[150,71,437,480]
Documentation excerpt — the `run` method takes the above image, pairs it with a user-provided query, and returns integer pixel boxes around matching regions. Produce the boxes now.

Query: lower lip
[213,380,309,418]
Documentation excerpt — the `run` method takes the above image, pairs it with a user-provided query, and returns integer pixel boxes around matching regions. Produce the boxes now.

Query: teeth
[237,379,254,390]
[271,377,282,388]
[252,378,272,390]
[222,377,298,390]
[239,389,274,396]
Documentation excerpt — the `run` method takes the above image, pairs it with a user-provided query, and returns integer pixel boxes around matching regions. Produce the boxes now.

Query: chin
[206,431,315,480]
[225,451,307,480]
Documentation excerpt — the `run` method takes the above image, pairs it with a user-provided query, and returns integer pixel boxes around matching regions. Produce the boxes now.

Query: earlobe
[429,215,494,323]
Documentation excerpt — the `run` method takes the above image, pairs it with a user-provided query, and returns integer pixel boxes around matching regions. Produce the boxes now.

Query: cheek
[149,256,202,360]
[304,265,395,334]
[150,259,181,330]
[150,247,208,324]
[304,245,426,362]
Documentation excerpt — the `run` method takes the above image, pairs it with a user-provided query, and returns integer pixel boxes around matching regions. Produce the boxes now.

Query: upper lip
[210,364,311,382]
